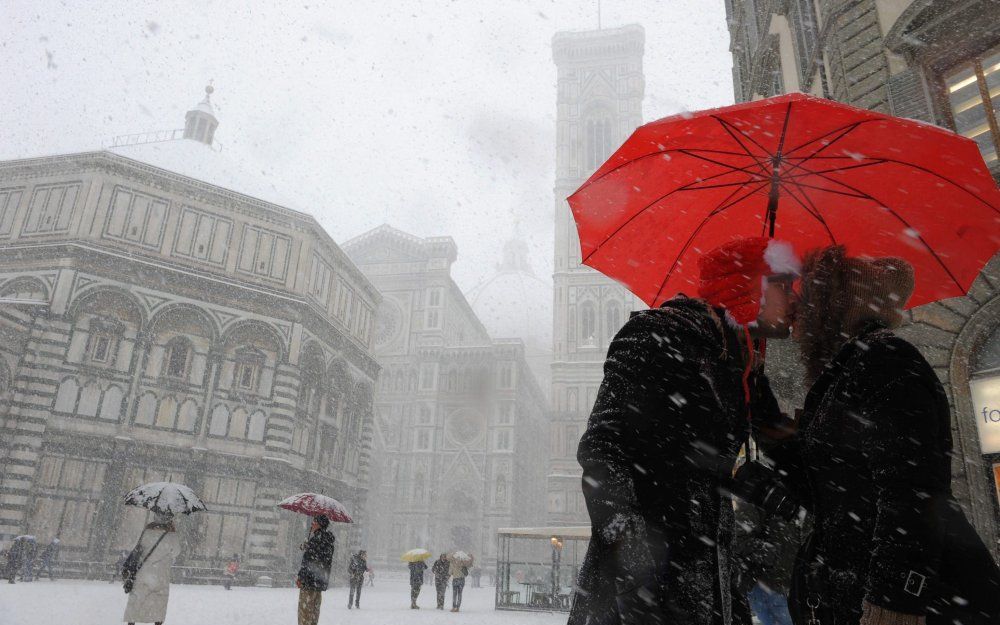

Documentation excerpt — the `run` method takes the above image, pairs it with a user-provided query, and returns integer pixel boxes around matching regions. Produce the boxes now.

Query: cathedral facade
[343,225,547,566]
[548,25,646,525]
[0,92,380,576]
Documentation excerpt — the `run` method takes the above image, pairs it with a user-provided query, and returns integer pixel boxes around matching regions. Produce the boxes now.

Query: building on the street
[0,87,381,576]
[725,0,1000,554]
[547,24,646,526]
[343,225,548,566]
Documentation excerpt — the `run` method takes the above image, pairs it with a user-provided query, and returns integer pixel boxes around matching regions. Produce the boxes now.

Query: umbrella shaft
[766,181,779,237]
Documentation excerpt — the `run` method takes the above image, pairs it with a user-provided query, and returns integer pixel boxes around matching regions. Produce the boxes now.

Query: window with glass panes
[946,47,1000,165]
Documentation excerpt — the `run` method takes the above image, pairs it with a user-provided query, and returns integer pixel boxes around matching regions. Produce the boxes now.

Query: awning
[496,526,590,539]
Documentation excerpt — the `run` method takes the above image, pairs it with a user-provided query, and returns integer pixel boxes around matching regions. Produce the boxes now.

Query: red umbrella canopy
[569,92,1000,308]
[278,493,352,524]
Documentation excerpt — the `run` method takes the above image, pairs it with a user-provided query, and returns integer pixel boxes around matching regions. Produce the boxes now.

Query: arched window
[248,411,267,441]
[209,404,230,437]
[233,349,264,393]
[100,386,124,422]
[229,408,249,439]
[164,337,192,379]
[177,399,199,432]
[55,378,80,413]
[586,117,615,171]
[78,382,101,417]
[606,304,622,339]
[135,392,157,425]
[580,302,596,343]
[155,396,178,429]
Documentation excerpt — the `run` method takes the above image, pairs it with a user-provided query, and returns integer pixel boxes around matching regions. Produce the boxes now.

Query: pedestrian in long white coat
[123,513,180,625]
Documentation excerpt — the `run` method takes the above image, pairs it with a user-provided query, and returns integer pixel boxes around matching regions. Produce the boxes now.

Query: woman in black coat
[782,246,1000,625]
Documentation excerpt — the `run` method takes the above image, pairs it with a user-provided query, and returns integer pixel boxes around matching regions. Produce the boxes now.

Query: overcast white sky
[0,0,734,291]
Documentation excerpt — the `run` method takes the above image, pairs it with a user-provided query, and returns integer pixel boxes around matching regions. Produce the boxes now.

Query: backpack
[122,531,168,594]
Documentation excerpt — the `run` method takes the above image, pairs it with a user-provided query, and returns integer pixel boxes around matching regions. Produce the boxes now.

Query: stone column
[121,330,152,430]
[195,349,224,443]
[265,362,300,458]
[0,312,72,538]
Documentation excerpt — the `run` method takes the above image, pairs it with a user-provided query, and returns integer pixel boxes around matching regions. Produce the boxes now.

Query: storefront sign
[970,375,1000,454]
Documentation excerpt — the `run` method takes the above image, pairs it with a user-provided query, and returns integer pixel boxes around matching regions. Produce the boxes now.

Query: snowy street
[2,577,567,625]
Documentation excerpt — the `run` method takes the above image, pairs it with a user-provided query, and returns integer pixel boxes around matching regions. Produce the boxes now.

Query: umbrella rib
[712,115,773,162]
[677,149,771,180]
[782,120,869,160]
[784,158,888,180]
[651,180,771,304]
[581,163,764,263]
[871,158,1000,215]
[804,170,965,292]
[778,180,838,244]
[572,148,761,195]
[780,179,871,199]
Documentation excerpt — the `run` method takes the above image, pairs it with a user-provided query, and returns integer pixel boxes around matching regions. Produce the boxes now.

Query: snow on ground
[3,576,567,625]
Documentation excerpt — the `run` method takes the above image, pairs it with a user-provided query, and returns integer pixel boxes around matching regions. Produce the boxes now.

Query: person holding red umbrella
[296,515,335,625]
[569,236,799,625]
[756,246,1000,625]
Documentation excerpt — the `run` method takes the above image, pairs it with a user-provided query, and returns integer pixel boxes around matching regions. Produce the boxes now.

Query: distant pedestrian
[19,536,37,582]
[408,558,428,609]
[36,537,60,581]
[449,555,472,612]
[123,513,181,625]
[365,568,374,587]
[223,553,240,590]
[5,538,24,584]
[471,566,481,588]
[111,550,128,583]
[432,553,450,610]
[296,515,335,625]
[347,549,367,609]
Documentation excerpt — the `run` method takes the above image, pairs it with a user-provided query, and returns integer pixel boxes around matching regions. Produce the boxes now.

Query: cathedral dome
[466,236,552,389]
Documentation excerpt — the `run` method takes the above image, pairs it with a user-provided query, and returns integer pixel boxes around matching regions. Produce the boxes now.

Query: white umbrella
[450,550,473,565]
[123,482,207,515]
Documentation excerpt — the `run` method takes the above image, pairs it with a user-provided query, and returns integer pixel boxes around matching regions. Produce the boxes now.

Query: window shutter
[888,67,936,124]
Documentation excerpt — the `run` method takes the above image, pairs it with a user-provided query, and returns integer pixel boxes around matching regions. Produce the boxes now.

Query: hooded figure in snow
[296,515,335,625]
[123,512,181,625]
[774,246,1000,625]
[569,237,800,625]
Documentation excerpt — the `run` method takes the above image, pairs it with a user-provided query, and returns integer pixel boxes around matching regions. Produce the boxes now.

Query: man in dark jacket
[569,237,800,625]
[347,549,367,609]
[409,559,428,609]
[432,554,450,609]
[5,538,23,584]
[296,515,335,625]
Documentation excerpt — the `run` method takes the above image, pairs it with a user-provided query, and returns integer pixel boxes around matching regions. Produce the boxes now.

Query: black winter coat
[297,530,335,591]
[570,297,775,625]
[348,553,367,582]
[432,558,449,583]
[781,326,1000,625]
[409,561,428,586]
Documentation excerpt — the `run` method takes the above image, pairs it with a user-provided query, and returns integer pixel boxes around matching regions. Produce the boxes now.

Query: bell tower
[183,84,219,145]
[548,25,645,525]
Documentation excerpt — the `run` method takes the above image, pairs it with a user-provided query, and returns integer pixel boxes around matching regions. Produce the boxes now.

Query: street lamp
[550,536,564,608]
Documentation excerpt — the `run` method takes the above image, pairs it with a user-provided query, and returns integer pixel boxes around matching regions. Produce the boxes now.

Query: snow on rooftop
[108,138,302,212]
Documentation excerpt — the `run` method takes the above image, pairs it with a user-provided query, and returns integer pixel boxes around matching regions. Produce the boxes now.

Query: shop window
[945,47,1000,165]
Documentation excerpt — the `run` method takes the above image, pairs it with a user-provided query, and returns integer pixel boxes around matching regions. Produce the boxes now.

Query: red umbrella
[278,493,353,524]
[569,92,1000,308]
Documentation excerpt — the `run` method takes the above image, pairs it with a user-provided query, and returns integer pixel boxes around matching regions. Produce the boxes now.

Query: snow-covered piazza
[3,576,565,625]
[3,2,1000,625]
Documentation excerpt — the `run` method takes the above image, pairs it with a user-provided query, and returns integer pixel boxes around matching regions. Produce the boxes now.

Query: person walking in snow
[36,537,59,581]
[449,555,472,612]
[347,549,367,609]
[365,567,374,587]
[111,549,128,583]
[5,537,24,584]
[408,558,428,609]
[123,513,181,625]
[296,515,335,625]
[19,535,37,582]
[569,237,800,625]
[223,553,240,590]
[432,553,450,610]
[772,247,1000,625]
